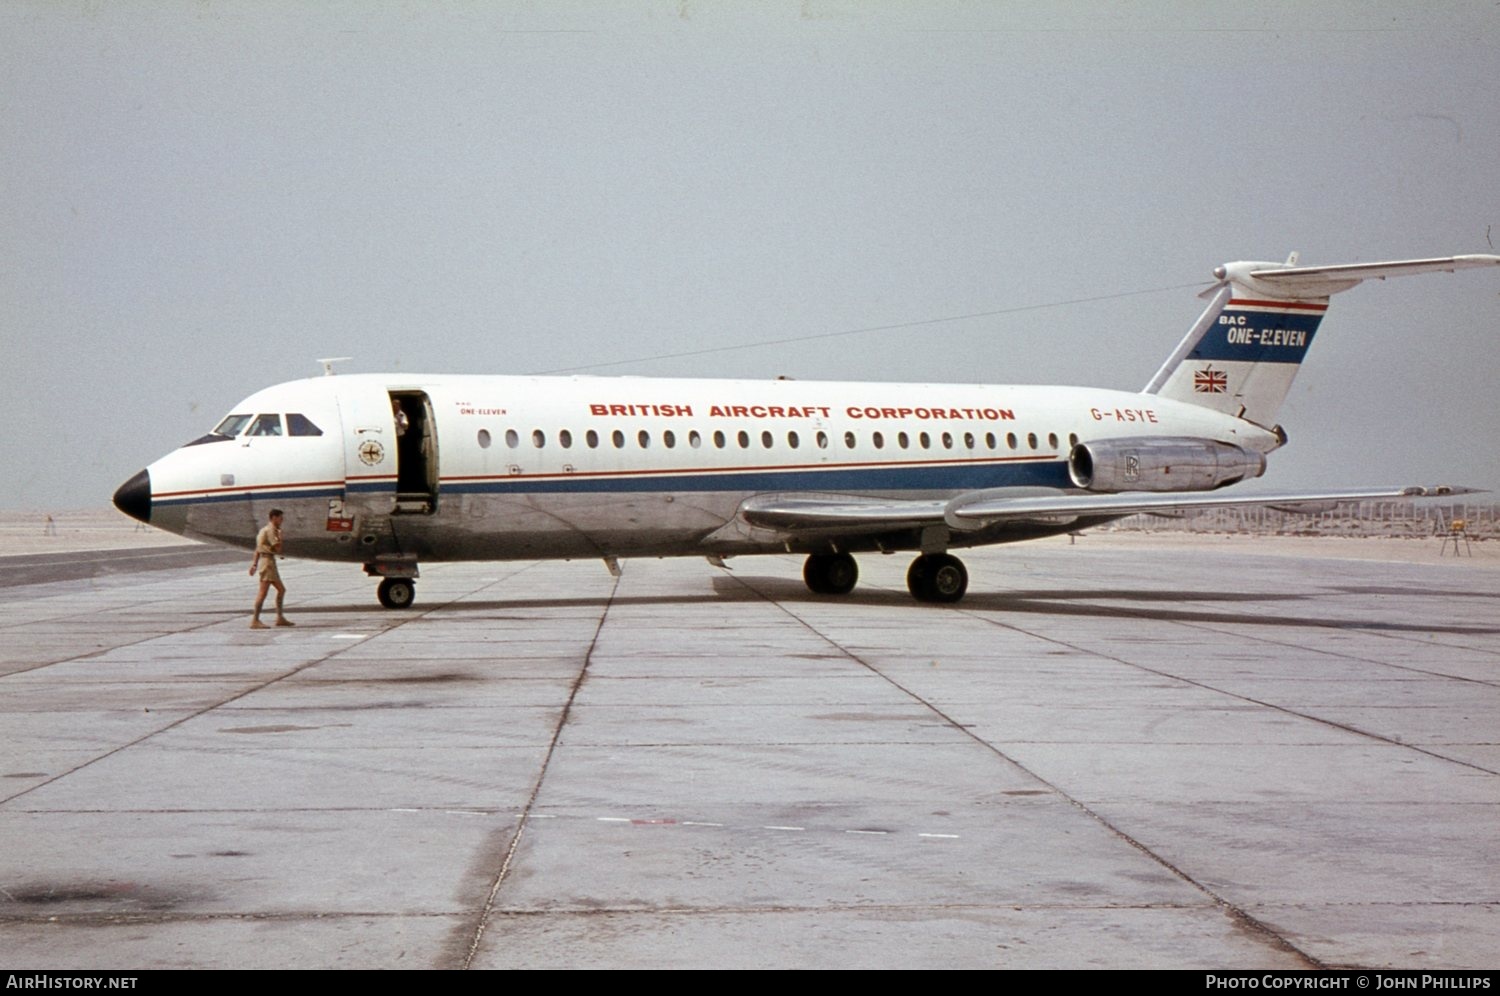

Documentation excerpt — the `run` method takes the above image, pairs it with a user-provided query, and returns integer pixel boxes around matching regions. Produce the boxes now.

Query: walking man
[250,508,294,628]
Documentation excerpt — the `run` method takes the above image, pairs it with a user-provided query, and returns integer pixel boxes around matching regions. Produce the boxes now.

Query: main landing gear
[803,552,859,594]
[801,551,970,604]
[905,553,968,604]
[376,577,416,609]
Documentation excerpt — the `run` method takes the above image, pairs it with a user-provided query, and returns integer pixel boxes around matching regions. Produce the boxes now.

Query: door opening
[390,391,438,514]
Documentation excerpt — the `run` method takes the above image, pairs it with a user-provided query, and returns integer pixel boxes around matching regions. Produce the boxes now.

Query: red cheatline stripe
[154,479,345,500]
[1226,298,1328,311]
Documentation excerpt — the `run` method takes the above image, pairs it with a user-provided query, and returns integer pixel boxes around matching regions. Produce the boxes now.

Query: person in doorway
[250,508,294,628]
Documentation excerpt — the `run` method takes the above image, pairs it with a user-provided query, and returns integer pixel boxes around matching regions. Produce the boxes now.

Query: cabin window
[897,432,909,449]
[505,429,520,448]
[559,429,573,449]
[787,431,800,449]
[816,431,828,449]
[844,431,856,449]
[761,430,773,449]
[638,430,651,449]
[612,430,625,449]
[737,430,750,449]
[964,432,975,449]
[247,414,283,436]
[586,429,599,448]
[1047,433,1058,449]
[1007,433,1018,450]
[533,429,546,448]
[213,414,252,437]
[985,432,996,449]
[714,430,726,449]
[478,429,492,449]
[1027,432,1038,449]
[689,430,702,448]
[919,432,930,449]
[663,429,676,449]
[1068,433,1078,448]
[872,431,885,449]
[286,413,323,436]
[942,432,953,449]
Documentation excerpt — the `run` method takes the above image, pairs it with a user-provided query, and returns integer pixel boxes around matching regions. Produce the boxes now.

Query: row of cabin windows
[477,427,1079,453]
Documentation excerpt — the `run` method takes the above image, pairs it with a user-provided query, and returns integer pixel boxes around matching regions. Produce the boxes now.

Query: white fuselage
[135,373,1277,564]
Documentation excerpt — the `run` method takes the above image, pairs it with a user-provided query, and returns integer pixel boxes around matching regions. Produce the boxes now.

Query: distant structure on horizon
[1104,501,1497,539]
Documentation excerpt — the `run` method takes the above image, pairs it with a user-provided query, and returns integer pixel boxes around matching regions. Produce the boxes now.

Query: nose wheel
[377,577,416,609]
[907,553,968,603]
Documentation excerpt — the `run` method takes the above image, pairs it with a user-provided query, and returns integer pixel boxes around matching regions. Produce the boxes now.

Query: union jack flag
[1194,369,1227,393]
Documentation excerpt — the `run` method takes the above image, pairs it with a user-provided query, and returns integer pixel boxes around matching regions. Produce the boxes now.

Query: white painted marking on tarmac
[845,829,889,835]
[597,817,630,823]
[918,833,960,839]
[523,813,556,819]
[682,821,723,827]
[764,825,805,831]
[331,633,366,640]
[444,809,489,816]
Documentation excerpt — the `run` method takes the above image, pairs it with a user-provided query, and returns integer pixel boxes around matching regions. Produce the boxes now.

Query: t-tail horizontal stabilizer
[1145,253,1500,431]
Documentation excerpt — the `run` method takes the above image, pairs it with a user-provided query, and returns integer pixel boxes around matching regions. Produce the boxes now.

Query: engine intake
[1069,437,1266,493]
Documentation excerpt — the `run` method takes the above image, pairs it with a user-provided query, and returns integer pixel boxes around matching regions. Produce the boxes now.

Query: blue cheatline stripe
[155,486,344,507]
[1188,309,1324,364]
[153,461,1072,506]
[442,460,1071,495]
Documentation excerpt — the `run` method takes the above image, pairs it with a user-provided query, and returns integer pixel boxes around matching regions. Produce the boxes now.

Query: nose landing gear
[376,577,416,609]
[366,557,420,609]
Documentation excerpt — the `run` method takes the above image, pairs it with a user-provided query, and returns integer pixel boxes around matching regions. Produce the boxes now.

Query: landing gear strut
[803,552,858,595]
[377,577,417,609]
[907,553,968,603]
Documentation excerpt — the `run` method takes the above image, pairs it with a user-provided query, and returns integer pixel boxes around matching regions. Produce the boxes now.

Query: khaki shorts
[258,557,282,583]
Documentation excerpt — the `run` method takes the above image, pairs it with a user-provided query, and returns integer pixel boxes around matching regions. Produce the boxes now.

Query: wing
[739,485,1480,536]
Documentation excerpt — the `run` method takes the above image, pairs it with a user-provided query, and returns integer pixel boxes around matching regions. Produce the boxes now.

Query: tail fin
[1144,253,1500,431]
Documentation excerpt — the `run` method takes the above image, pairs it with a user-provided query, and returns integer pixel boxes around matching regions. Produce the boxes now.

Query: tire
[377,577,416,609]
[907,554,967,603]
[803,553,858,595]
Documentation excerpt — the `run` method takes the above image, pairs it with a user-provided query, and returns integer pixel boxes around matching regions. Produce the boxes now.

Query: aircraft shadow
[193,575,1500,637]
[723,576,1500,636]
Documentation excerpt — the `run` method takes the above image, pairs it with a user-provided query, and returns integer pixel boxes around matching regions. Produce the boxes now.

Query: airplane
[112,252,1499,609]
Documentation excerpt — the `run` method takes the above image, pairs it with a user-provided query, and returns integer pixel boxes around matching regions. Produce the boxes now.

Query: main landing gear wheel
[907,553,968,604]
[377,577,417,609]
[803,552,859,595]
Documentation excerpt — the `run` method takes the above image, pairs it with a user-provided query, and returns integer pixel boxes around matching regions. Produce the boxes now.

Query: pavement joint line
[460,567,620,971]
[0,898,1234,928]
[975,610,1500,778]
[729,569,1326,970]
[0,572,483,808]
[1170,617,1500,686]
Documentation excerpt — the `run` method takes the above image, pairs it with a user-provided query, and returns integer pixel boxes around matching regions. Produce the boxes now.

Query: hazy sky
[4,1,1498,511]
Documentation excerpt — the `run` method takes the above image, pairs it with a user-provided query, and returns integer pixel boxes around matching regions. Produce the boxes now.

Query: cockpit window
[247,414,283,436]
[213,414,252,437]
[286,413,323,437]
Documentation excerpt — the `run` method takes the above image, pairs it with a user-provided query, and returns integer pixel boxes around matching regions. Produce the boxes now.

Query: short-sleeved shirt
[256,524,282,581]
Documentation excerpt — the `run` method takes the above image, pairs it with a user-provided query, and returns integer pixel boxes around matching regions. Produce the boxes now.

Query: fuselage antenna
[317,357,353,377]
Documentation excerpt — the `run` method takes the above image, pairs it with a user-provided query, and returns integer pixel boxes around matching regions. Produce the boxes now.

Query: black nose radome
[113,469,152,524]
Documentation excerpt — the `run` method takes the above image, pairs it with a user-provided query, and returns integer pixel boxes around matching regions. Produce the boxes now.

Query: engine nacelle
[1068,437,1266,493]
